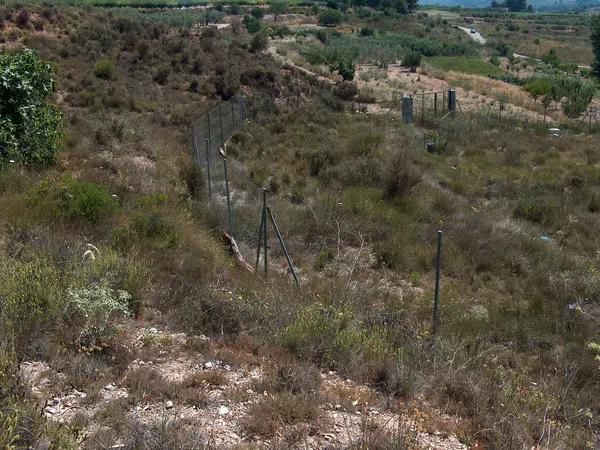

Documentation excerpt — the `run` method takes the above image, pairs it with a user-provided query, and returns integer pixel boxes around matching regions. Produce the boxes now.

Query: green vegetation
[0,3,599,448]
[425,55,505,77]
[0,49,63,166]
[592,14,600,78]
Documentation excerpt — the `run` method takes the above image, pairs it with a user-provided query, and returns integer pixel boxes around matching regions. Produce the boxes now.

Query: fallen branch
[223,232,254,273]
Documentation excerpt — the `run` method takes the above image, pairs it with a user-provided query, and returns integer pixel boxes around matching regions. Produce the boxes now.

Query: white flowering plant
[67,283,132,354]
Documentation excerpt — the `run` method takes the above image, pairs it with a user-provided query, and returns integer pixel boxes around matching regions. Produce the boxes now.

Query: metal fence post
[205,137,212,200]
[240,93,245,121]
[262,188,267,278]
[421,93,425,124]
[191,123,199,164]
[222,153,232,235]
[231,100,235,130]
[402,96,413,124]
[432,230,443,334]
[434,92,438,116]
[219,103,224,147]
[267,206,301,290]
[255,201,265,274]
[207,111,212,152]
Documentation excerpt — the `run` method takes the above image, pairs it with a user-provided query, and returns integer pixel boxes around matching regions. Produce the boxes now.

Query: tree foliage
[0,48,62,166]
[592,14,600,79]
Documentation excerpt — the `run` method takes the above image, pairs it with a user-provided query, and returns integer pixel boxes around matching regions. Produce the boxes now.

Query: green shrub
[243,15,261,33]
[401,50,421,72]
[153,64,170,85]
[280,303,388,370]
[250,33,268,53]
[135,214,179,248]
[0,48,63,166]
[330,57,355,81]
[0,258,63,345]
[514,196,550,223]
[383,149,421,200]
[93,59,116,80]
[318,9,343,27]
[29,176,118,223]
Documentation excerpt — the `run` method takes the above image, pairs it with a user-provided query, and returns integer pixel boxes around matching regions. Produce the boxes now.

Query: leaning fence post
[205,137,212,200]
[267,206,301,291]
[222,151,233,235]
[219,103,225,147]
[448,89,456,113]
[432,230,443,334]
[402,96,413,124]
[191,123,199,164]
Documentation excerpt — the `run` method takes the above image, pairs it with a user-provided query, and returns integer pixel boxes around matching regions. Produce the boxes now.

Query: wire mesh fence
[412,90,452,126]
[189,93,301,285]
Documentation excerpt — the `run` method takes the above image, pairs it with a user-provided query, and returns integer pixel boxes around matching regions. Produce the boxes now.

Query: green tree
[592,14,600,79]
[318,9,343,27]
[401,51,421,72]
[330,58,355,81]
[0,48,62,166]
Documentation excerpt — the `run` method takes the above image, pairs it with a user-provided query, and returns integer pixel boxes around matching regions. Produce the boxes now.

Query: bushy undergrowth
[28,176,118,223]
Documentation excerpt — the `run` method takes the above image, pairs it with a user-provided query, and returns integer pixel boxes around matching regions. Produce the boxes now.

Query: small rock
[218,405,230,415]
[204,361,214,369]
[148,327,158,334]
[104,383,116,391]
[165,400,174,409]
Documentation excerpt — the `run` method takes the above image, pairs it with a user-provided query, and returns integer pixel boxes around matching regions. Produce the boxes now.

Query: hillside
[1,2,599,449]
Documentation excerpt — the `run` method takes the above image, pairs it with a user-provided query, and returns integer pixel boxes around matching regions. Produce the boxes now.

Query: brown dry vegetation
[0,3,599,450]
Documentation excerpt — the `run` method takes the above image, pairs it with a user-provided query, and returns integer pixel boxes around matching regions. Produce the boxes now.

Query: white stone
[218,405,230,415]
[165,400,174,409]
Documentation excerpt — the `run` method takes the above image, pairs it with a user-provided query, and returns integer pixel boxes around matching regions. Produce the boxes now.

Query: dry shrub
[383,149,421,200]
[243,392,319,437]
[257,361,322,395]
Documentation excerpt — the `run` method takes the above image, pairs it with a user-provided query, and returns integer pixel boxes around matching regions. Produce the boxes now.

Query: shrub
[0,258,62,346]
[514,196,549,223]
[243,392,319,437]
[29,176,118,223]
[0,48,63,166]
[383,149,421,200]
[243,15,261,33]
[94,59,116,80]
[180,162,205,199]
[330,57,355,81]
[135,214,179,249]
[401,51,421,72]
[14,9,29,28]
[66,283,132,353]
[318,9,343,27]
[360,27,375,37]
[334,81,358,100]
[153,64,170,85]
[250,7,264,20]
[250,33,268,53]
[215,72,240,100]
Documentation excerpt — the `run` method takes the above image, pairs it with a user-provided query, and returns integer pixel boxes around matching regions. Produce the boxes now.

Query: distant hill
[420,0,600,11]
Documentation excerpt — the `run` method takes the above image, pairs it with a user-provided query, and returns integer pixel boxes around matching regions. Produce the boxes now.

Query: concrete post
[448,89,456,113]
